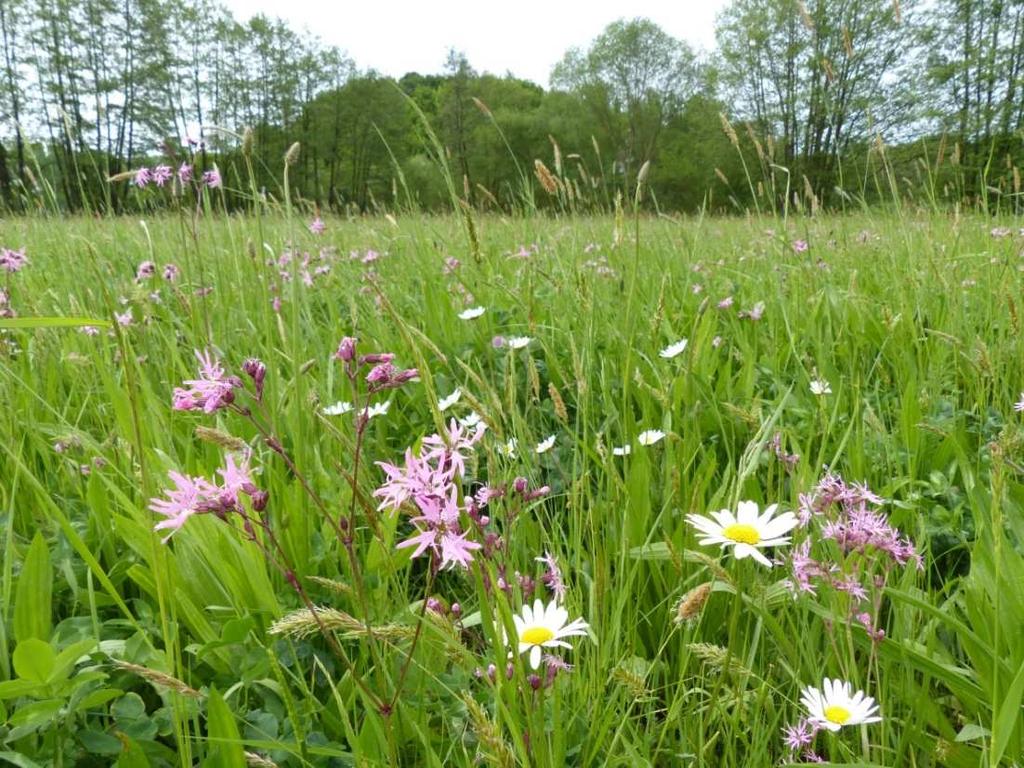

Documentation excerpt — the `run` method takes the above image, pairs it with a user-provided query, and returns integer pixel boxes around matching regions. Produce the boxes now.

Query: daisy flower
[362,400,391,419]
[800,678,881,731]
[508,598,589,669]
[612,445,632,456]
[322,401,353,416]
[638,429,665,446]
[458,306,486,320]
[659,339,688,359]
[1014,393,1024,413]
[536,435,556,453]
[459,411,483,429]
[438,388,462,411]
[507,336,532,349]
[500,438,518,458]
[810,379,831,396]
[685,501,798,567]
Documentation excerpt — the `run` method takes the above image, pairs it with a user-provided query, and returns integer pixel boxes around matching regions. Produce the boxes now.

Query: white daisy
[638,429,666,446]
[801,678,882,732]
[659,339,688,359]
[322,401,353,416]
[500,437,518,458]
[459,411,483,429]
[612,445,632,456]
[810,378,832,396]
[438,388,462,411]
[507,336,533,350]
[458,306,486,320]
[536,435,556,453]
[685,501,798,567]
[361,400,391,419]
[507,598,589,669]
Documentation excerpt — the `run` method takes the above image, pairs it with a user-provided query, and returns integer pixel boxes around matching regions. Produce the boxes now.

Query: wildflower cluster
[789,472,921,641]
[374,419,486,571]
[150,454,264,541]
[131,164,220,190]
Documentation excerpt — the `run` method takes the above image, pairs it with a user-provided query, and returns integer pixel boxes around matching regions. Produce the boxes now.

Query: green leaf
[8,698,63,729]
[13,639,56,683]
[0,316,111,330]
[0,679,43,700]
[954,723,990,743]
[0,751,45,768]
[992,657,1024,762]
[75,688,124,713]
[49,638,98,683]
[13,533,52,643]
[78,729,124,755]
[205,688,246,768]
[114,735,153,768]
[111,692,146,722]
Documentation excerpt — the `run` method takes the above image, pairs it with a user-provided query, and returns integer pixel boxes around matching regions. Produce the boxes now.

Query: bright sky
[219,0,729,87]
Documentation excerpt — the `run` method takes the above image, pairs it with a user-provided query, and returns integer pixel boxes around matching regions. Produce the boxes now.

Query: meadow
[1,204,1023,767]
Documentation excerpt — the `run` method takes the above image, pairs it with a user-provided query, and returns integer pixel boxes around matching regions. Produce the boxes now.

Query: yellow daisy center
[520,626,555,645]
[722,523,760,545]
[824,705,851,725]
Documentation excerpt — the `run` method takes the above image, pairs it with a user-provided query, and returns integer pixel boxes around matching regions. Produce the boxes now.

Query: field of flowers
[1,210,1023,766]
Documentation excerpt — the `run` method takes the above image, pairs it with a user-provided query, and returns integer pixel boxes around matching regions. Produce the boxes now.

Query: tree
[552,18,701,191]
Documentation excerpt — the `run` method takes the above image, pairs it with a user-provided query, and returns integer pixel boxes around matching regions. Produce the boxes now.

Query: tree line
[0,0,1022,214]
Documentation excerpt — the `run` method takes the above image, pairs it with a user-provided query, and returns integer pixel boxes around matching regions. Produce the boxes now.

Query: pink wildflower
[136,261,155,282]
[309,217,325,235]
[151,165,173,186]
[202,169,222,188]
[149,471,219,541]
[536,551,567,600]
[0,247,27,273]
[792,239,809,253]
[717,296,734,309]
[134,167,151,188]
[172,349,241,413]
[163,263,180,281]
[177,163,193,184]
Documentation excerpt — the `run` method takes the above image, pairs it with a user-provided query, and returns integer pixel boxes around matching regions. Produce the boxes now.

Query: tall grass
[1,161,1023,767]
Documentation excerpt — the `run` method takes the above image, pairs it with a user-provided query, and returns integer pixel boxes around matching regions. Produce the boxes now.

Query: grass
[1,206,1023,767]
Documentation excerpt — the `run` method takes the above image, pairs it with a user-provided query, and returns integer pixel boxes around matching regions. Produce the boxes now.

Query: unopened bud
[251,490,269,512]
[335,336,357,362]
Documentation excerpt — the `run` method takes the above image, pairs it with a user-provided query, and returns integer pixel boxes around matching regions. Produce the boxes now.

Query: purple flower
[172,349,241,413]
[335,336,357,362]
[309,217,325,235]
[115,309,133,327]
[149,471,218,541]
[717,296,734,310]
[782,717,819,753]
[216,453,258,506]
[536,551,567,600]
[163,263,180,281]
[134,167,151,188]
[136,261,155,282]
[202,169,222,188]
[151,165,173,187]
[491,335,506,349]
[0,247,27,273]
[178,163,193,184]
[792,239,809,253]
[396,491,482,570]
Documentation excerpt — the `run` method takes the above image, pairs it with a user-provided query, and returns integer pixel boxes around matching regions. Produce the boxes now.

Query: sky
[219,0,729,88]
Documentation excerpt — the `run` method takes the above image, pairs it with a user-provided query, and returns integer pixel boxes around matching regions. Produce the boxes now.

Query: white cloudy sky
[219,0,729,87]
